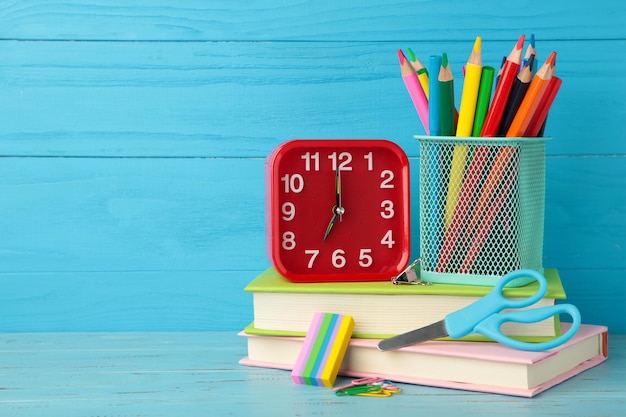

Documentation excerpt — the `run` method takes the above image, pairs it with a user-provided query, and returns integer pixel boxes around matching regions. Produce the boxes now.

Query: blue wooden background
[1,1,624,333]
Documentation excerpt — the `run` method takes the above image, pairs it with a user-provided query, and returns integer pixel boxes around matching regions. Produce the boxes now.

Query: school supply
[471,66,495,136]
[506,52,556,137]
[480,34,525,137]
[398,49,429,134]
[244,267,565,340]
[527,76,562,137]
[291,312,354,387]
[239,323,608,397]
[378,269,580,351]
[428,55,442,136]
[406,48,429,98]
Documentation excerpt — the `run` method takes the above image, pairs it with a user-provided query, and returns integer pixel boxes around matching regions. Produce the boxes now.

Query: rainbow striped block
[291,312,355,387]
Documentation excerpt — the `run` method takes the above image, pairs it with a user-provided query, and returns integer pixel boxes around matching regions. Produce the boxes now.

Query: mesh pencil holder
[416,136,549,287]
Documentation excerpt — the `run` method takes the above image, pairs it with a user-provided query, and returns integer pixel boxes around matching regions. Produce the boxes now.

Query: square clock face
[266,139,410,283]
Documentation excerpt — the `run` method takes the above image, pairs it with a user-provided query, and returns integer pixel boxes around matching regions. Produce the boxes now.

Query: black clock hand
[323,169,345,241]
[323,211,338,241]
[335,168,342,219]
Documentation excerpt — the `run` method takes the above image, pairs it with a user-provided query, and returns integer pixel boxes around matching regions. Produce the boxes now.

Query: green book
[244,267,566,341]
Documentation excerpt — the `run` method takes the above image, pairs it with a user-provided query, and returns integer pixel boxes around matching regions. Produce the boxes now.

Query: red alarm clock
[266,139,411,282]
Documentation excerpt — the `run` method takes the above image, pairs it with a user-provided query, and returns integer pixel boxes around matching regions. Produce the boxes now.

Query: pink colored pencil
[398,49,429,134]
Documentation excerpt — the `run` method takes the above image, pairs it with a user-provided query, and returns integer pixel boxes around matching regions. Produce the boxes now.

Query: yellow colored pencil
[456,36,483,136]
[444,36,482,229]
[407,48,429,98]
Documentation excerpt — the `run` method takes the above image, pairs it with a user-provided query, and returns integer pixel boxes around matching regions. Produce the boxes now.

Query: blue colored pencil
[428,55,442,136]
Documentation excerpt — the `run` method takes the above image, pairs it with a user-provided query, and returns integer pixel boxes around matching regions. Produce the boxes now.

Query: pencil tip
[546,51,557,66]
[473,36,482,52]
[442,52,448,68]
[529,33,535,48]
[397,49,406,65]
[407,48,416,62]
[516,34,525,50]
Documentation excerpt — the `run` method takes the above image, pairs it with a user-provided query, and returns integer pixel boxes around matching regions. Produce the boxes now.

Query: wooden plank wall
[1,1,624,333]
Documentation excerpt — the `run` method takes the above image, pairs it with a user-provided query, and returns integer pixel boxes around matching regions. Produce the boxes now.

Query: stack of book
[238,267,608,397]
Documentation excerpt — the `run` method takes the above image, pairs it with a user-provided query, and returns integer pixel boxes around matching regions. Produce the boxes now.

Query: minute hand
[323,169,344,241]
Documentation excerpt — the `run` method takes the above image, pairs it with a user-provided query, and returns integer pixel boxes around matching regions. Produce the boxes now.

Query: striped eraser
[291,312,355,387]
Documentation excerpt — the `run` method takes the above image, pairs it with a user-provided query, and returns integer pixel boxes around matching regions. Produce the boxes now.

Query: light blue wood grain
[0,332,623,417]
[0,271,254,332]
[1,0,624,41]
[1,40,624,157]
[0,0,624,335]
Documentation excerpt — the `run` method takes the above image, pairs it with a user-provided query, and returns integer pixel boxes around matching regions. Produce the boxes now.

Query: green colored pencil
[438,53,456,136]
[472,66,495,137]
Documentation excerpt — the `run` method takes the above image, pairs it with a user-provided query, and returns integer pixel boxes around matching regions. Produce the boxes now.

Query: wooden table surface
[1,332,624,417]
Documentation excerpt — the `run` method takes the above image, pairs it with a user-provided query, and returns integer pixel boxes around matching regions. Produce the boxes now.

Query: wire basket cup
[416,136,549,287]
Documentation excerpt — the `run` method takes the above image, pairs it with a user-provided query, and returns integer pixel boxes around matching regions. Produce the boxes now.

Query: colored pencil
[460,53,556,272]
[458,154,518,274]
[527,75,562,137]
[435,65,493,272]
[428,55,442,136]
[426,55,442,267]
[506,52,556,137]
[456,36,483,136]
[472,66,495,137]
[435,143,492,272]
[443,37,482,229]
[523,34,536,73]
[481,35,525,137]
[494,56,506,88]
[438,53,456,136]
[498,55,534,136]
[407,48,430,98]
[398,49,429,134]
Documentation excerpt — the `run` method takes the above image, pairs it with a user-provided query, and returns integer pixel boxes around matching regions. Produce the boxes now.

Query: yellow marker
[445,36,483,229]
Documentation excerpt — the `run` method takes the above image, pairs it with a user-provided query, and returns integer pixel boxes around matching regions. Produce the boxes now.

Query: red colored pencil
[459,155,518,273]
[435,145,489,272]
[506,52,556,137]
[526,76,562,137]
[480,35,525,137]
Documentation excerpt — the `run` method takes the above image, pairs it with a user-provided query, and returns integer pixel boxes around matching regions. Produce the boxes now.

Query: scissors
[378,269,581,352]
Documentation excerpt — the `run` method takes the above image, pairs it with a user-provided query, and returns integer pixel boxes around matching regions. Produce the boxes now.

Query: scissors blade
[377,320,448,351]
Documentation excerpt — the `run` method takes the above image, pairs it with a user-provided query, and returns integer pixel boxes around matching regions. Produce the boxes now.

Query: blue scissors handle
[445,269,548,338]
[444,269,582,350]
[475,304,581,351]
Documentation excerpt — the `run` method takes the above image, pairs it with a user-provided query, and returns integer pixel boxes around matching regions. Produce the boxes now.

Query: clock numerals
[281,202,296,221]
[381,230,395,248]
[304,248,374,269]
[332,249,346,268]
[380,170,395,188]
[305,249,320,268]
[282,231,296,250]
[328,152,353,171]
[281,173,304,193]
[364,152,374,171]
[359,248,373,267]
[301,152,320,171]
[380,200,394,219]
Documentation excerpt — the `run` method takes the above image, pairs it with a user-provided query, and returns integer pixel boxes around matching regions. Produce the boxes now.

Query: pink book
[239,323,608,397]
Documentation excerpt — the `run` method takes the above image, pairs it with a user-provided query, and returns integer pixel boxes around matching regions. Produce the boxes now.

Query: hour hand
[323,211,338,241]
